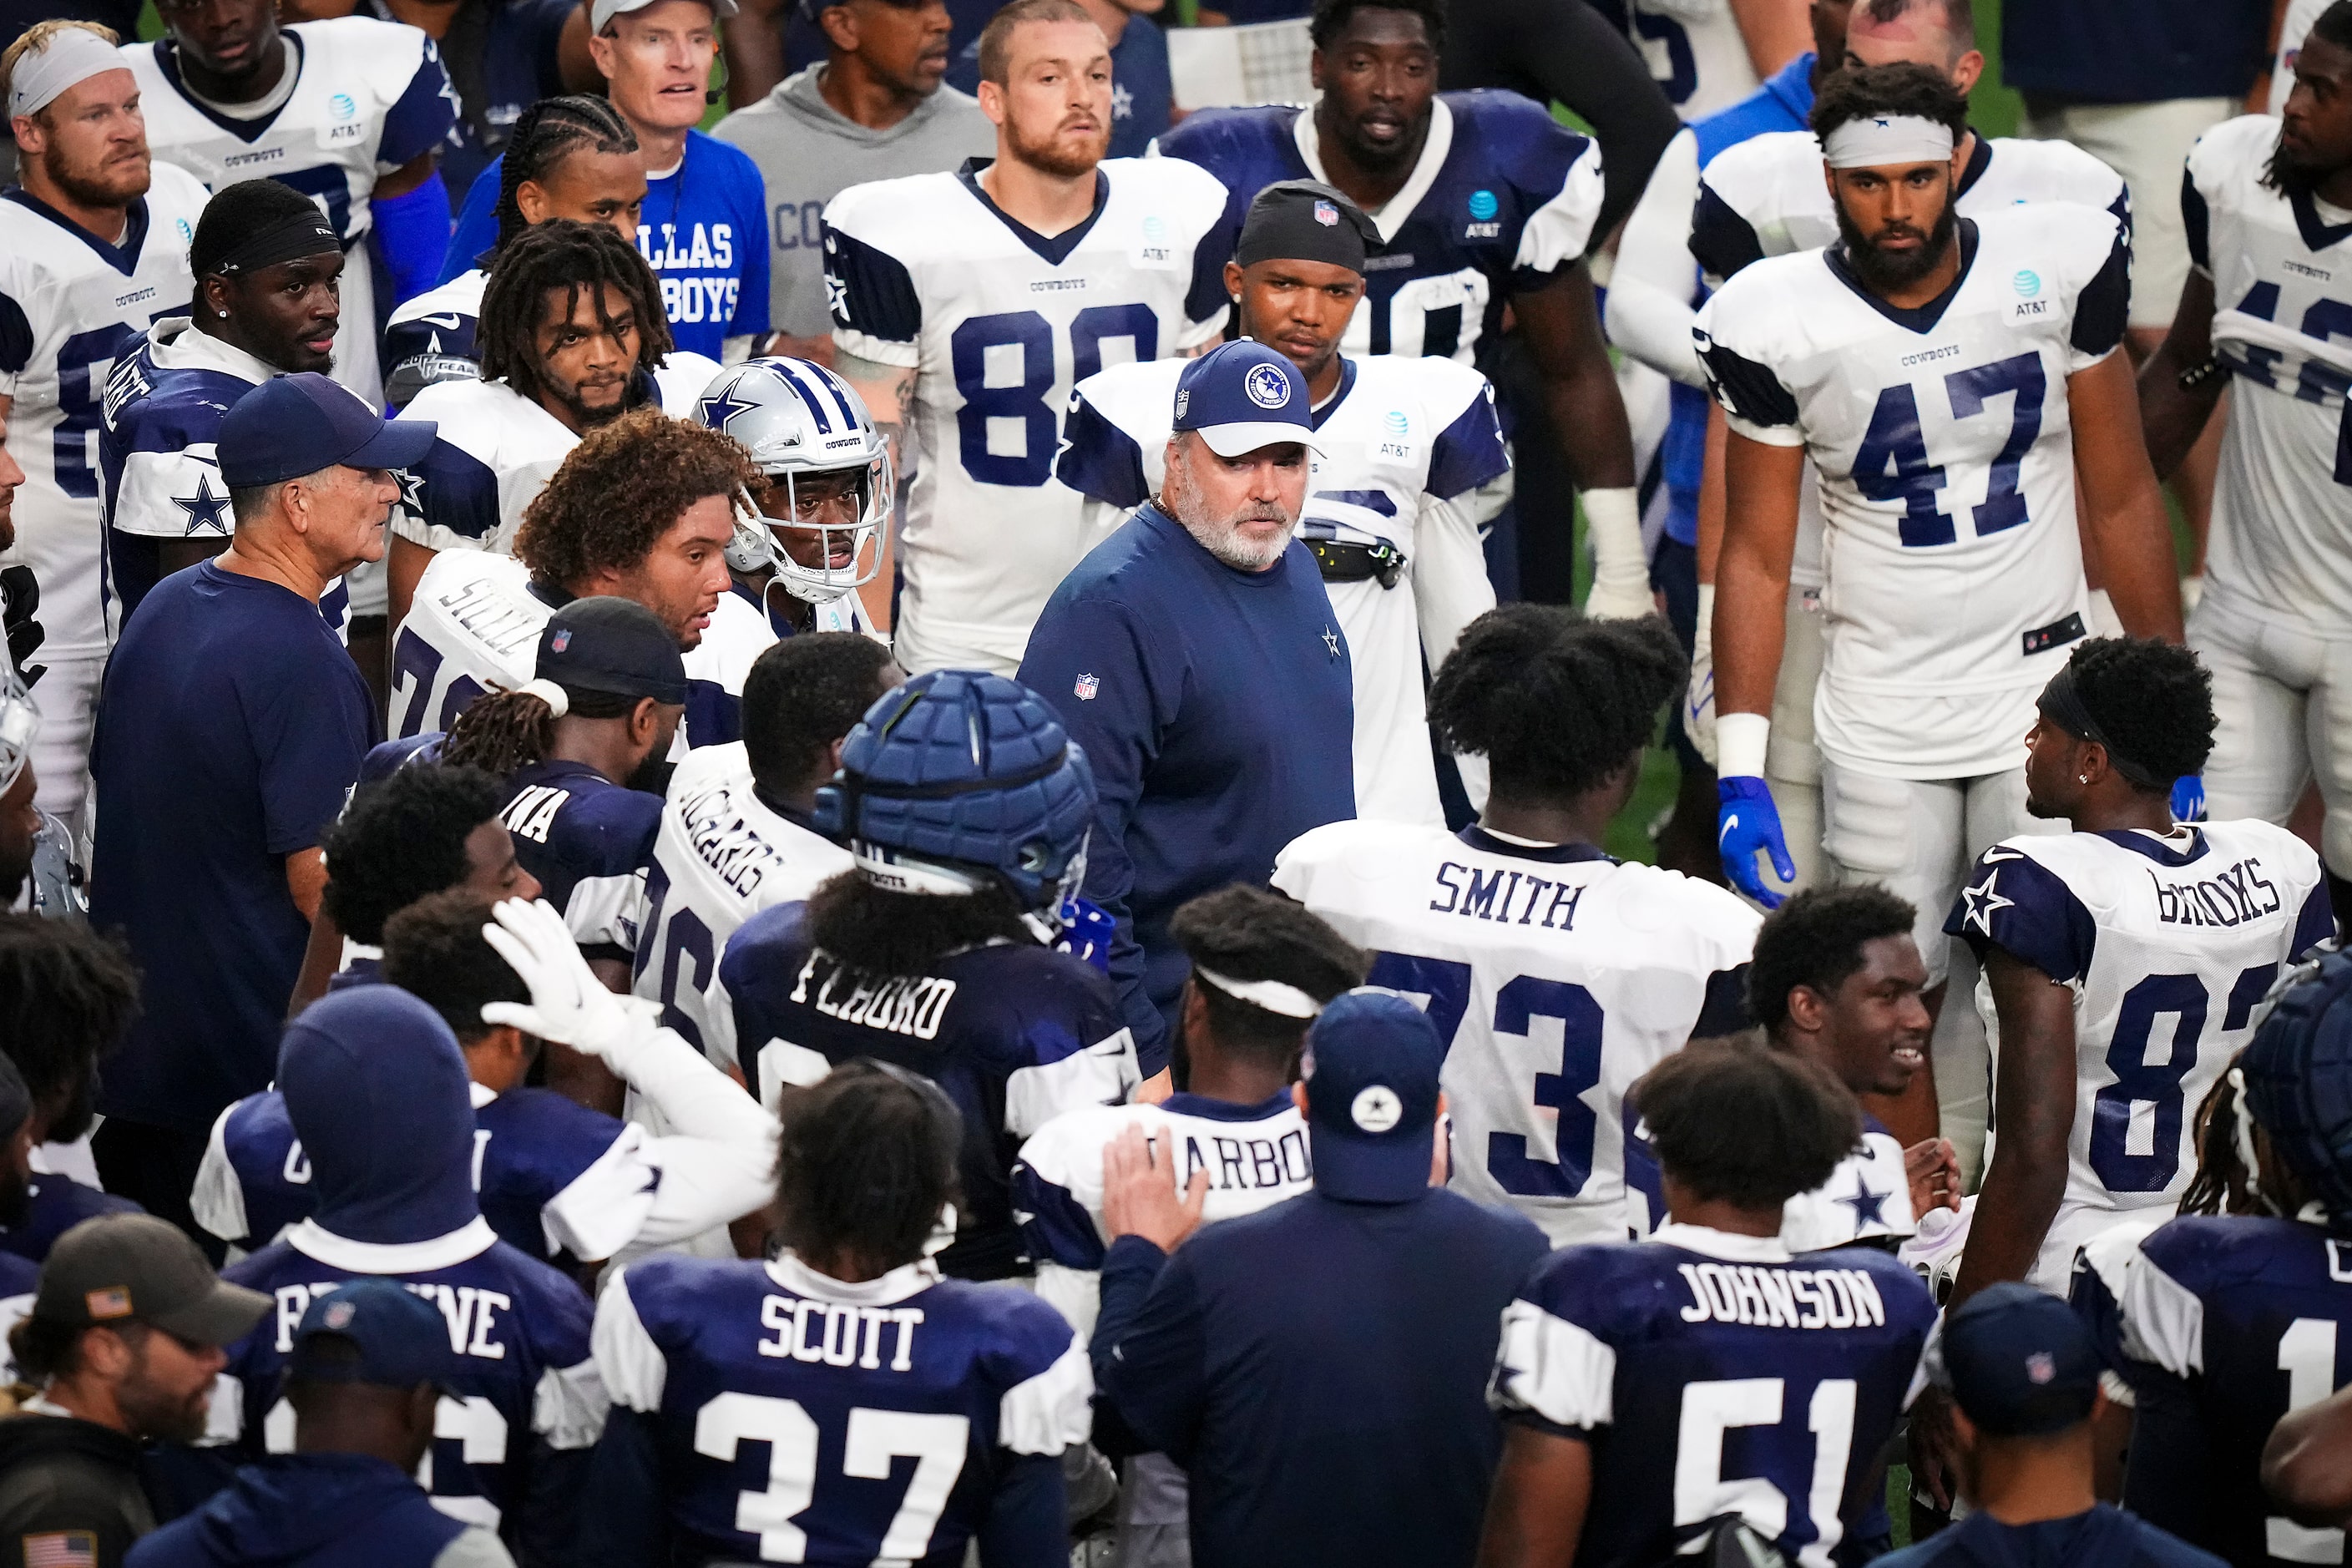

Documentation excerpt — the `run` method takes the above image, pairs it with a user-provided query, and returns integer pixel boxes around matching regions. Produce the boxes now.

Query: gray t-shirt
[712,65,998,338]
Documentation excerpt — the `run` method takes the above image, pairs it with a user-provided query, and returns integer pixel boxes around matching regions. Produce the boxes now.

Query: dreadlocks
[477,219,672,403]
[440,681,640,778]
[492,95,639,254]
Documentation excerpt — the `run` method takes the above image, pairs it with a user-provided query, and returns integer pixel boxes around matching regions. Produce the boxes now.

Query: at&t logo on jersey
[1465,188,1502,240]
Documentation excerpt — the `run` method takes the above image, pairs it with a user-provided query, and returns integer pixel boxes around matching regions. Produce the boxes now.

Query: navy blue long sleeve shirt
[1018,503,1354,1077]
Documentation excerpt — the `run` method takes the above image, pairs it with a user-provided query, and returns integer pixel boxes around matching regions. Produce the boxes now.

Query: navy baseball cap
[1930,1282,2102,1436]
[218,372,438,490]
[290,1277,459,1393]
[1171,340,1325,460]
[539,596,690,705]
[1302,989,1444,1202]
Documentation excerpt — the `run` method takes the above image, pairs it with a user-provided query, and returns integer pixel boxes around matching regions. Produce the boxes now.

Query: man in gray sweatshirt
[714,0,995,361]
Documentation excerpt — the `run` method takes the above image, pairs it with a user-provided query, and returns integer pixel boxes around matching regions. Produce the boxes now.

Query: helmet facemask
[746,453,893,605]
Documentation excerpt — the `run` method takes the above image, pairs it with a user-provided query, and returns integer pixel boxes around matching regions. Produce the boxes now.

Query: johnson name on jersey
[1783,1115,1918,1254]
[1156,93,1604,366]
[2186,114,2352,629]
[1695,205,2132,779]
[1490,1224,1937,1568]
[0,164,207,663]
[1057,350,1508,825]
[594,1252,1092,1565]
[822,155,1228,675]
[382,266,485,409]
[1950,822,2331,1288]
[632,739,853,1054]
[1272,821,1758,1245]
[124,19,459,404]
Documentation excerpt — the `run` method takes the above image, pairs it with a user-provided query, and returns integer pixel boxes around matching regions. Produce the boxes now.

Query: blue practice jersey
[1490,1224,1936,1568]
[1155,92,1604,366]
[590,1252,1092,1566]
[711,906,1140,1280]
[497,759,661,963]
[0,1170,140,1264]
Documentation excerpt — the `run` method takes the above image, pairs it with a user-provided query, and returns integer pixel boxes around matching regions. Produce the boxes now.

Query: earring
[2078,775,2089,783]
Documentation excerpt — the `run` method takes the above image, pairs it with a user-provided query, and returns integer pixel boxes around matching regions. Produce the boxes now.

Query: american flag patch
[23,1531,99,1568]
[83,1287,131,1320]
[1074,674,1099,701]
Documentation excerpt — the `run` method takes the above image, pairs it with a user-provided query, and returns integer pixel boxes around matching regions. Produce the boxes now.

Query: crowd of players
[3,0,2352,1563]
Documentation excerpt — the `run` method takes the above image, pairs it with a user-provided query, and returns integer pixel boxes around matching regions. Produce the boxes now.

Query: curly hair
[1810,60,1970,147]
[805,870,1034,978]
[1748,884,1920,1034]
[742,635,898,800]
[512,407,757,594]
[320,764,507,944]
[477,219,672,400]
[773,1061,964,1273]
[2064,635,2217,789]
[0,915,139,1142]
[1429,605,1687,802]
[1633,1039,1863,1211]
[1171,885,1368,1070]
[1309,0,1446,54]
[493,95,639,254]
[381,889,530,1048]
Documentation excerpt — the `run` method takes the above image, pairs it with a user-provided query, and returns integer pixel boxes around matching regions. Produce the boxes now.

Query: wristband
[1717,711,1770,779]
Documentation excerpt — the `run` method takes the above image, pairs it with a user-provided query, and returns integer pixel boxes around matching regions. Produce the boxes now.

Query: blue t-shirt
[2000,0,2270,105]
[440,129,771,359]
[947,14,1171,159]
[90,564,374,1132]
[1874,1505,2227,1568]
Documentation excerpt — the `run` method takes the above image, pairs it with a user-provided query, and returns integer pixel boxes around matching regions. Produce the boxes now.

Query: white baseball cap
[591,0,738,33]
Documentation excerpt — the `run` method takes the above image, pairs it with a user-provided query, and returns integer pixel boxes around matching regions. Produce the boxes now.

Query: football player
[0,22,208,832]
[1946,638,2331,1304]
[0,913,141,1267]
[583,1060,1092,1566]
[99,181,346,634]
[1157,0,1649,625]
[1611,0,1817,121]
[1058,179,1508,827]
[126,0,458,403]
[2107,953,2352,1566]
[822,0,1230,674]
[635,633,899,1050]
[383,95,649,411]
[1483,1040,1939,1566]
[1274,605,1760,1246]
[1700,65,2181,1151]
[706,670,1141,1281]
[2140,4,2352,932]
[387,220,720,627]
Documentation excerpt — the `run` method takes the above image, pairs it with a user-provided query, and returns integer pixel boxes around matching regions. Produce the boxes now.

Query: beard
[547,369,642,429]
[1835,192,1960,293]
[40,137,149,210]
[624,750,673,796]
[1170,495,1292,570]
[2263,134,2337,199]
[1005,113,1109,180]
[119,1350,215,1444]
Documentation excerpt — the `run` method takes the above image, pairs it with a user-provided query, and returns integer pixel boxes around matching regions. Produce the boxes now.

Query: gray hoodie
[712,64,997,338]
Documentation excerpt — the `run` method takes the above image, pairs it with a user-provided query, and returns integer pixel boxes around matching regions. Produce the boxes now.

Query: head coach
[88,374,431,1237]
[1018,339,1356,1092]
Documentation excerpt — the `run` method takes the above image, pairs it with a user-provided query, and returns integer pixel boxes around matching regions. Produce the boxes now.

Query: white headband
[516,678,570,718]
[1821,114,1956,170]
[7,26,127,121]
[1195,965,1323,1020]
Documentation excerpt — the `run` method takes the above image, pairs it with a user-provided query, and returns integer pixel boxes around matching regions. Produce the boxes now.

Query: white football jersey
[1058,351,1508,825]
[0,165,206,661]
[823,157,1230,675]
[125,18,459,406]
[390,354,721,554]
[1695,204,2130,779]
[1273,819,1760,1245]
[1953,821,2332,1284]
[635,740,852,1056]
[1782,1122,1917,1253]
[387,549,544,738]
[1628,0,1760,119]
[1692,132,2129,591]
[2186,115,2352,633]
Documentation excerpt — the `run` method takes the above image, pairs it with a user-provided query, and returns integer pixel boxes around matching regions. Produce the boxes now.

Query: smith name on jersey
[0,164,206,664]
[822,154,1228,675]
[1156,92,1604,367]
[1273,821,1758,1245]
[1057,351,1508,825]
[1950,822,2332,1291]
[124,18,459,405]
[1695,203,2132,780]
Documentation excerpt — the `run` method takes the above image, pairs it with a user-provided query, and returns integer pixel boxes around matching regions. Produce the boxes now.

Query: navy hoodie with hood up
[212,989,603,1567]
[124,1453,503,1568]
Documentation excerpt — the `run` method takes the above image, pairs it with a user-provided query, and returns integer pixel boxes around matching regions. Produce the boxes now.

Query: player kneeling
[583,1062,1093,1566]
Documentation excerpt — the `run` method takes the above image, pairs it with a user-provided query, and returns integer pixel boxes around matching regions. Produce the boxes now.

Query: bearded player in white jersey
[1276,604,1759,1247]
[1058,180,1506,827]
[823,0,1230,674]
[1701,65,2183,1151]
[2142,5,2352,936]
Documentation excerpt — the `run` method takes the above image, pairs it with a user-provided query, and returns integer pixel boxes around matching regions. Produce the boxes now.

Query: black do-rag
[194,181,341,281]
[1235,179,1378,274]
[2037,658,2168,791]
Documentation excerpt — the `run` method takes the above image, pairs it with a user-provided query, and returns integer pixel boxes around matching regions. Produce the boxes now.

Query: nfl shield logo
[324,1298,357,1330]
[2026,1353,2056,1384]
[1074,674,1100,701]
[551,630,571,652]
[1313,200,1338,226]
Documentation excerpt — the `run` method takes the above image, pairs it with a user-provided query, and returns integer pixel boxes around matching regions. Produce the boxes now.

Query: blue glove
[2171,773,2207,823]
[1717,776,1795,909]
[1055,894,1117,974]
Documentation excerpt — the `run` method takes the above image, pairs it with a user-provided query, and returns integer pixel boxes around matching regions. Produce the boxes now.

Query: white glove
[480,897,662,1074]
[1582,487,1655,621]
[1687,581,1718,766]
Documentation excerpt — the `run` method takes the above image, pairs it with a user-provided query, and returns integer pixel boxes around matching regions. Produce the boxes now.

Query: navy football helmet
[2242,950,2352,1217]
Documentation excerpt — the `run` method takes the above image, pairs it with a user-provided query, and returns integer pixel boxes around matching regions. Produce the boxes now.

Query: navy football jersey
[593,1252,1090,1566]
[1155,92,1604,366]
[1490,1224,1936,1568]
[0,1168,140,1264]
[497,760,661,963]
[2116,1215,2352,1567]
[710,904,1140,1280]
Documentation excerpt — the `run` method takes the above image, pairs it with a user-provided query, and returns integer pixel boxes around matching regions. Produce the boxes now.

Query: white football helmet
[694,357,893,605]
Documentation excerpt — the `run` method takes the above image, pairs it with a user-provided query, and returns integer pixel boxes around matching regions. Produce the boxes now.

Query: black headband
[1235,180,1376,274]
[2038,660,2168,791]
[209,208,341,279]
